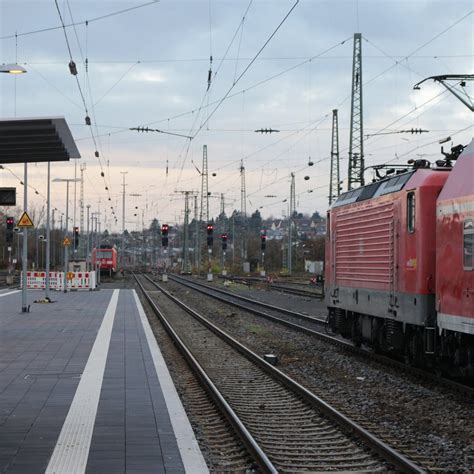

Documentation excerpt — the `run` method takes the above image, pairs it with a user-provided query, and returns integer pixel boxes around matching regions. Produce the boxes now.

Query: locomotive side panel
[334,199,394,292]
[326,170,447,328]
[436,140,474,334]
[327,190,430,326]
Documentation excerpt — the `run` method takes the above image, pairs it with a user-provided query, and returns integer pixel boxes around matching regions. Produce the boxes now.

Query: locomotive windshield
[96,251,112,258]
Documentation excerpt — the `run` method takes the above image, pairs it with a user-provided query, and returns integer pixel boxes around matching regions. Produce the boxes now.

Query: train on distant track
[91,245,118,276]
[325,140,473,376]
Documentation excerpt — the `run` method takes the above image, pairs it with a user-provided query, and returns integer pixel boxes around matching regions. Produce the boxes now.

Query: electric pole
[120,171,128,271]
[348,33,364,190]
[199,145,209,270]
[288,172,295,275]
[329,109,340,205]
[79,163,86,258]
[194,195,200,270]
[220,193,225,216]
[179,191,195,274]
[240,160,247,263]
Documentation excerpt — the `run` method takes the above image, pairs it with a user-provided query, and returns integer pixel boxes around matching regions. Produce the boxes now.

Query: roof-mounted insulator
[69,61,78,76]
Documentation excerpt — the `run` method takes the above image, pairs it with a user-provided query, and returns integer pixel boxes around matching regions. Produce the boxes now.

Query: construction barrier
[21,271,97,291]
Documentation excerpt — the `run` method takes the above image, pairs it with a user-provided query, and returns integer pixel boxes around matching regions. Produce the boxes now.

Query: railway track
[221,275,324,299]
[135,272,423,473]
[169,273,474,399]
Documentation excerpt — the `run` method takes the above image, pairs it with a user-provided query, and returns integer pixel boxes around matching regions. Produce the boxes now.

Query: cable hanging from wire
[55,0,117,220]
[194,0,301,139]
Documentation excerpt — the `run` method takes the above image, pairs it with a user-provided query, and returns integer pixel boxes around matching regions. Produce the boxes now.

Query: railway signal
[207,223,214,247]
[260,230,267,277]
[5,216,14,243]
[260,232,267,251]
[73,226,79,249]
[221,233,228,251]
[161,224,169,247]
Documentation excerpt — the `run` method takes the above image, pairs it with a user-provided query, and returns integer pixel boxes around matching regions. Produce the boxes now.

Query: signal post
[161,224,169,282]
[5,217,14,282]
[260,230,267,277]
[221,233,228,276]
[206,223,213,281]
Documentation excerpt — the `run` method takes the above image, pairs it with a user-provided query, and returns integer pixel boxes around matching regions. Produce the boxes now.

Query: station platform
[0,288,208,473]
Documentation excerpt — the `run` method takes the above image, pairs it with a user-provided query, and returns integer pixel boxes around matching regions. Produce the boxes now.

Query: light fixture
[0,63,27,74]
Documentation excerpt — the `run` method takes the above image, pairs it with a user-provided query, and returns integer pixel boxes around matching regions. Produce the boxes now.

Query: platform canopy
[0,117,81,164]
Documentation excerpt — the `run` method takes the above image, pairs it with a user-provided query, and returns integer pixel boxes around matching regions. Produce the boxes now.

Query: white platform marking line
[0,290,20,298]
[46,289,120,474]
[133,290,209,474]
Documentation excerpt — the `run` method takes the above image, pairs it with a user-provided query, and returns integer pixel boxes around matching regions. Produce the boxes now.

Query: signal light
[260,232,267,251]
[73,226,79,249]
[207,223,214,247]
[221,233,228,251]
[6,216,14,243]
[162,224,169,247]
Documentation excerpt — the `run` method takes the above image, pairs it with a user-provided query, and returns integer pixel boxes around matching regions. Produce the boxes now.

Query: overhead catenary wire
[54,0,118,224]
[194,0,301,139]
[0,1,160,40]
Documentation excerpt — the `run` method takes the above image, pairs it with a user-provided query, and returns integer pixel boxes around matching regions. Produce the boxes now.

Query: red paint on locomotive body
[325,141,474,374]
[91,247,118,274]
[325,168,448,325]
[401,170,449,296]
[436,140,474,334]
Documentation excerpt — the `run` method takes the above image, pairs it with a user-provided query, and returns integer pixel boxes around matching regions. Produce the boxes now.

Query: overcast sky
[1,0,472,232]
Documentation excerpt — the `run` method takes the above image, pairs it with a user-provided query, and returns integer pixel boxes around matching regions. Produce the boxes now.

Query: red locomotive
[325,141,473,375]
[91,245,118,276]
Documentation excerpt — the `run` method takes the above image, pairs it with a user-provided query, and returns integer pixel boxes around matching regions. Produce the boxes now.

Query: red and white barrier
[21,271,97,291]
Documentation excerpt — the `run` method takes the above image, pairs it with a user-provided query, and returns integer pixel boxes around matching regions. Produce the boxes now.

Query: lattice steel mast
[288,172,296,275]
[79,163,86,257]
[194,195,199,269]
[329,109,340,205]
[348,33,364,190]
[198,145,210,270]
[200,145,209,223]
[240,160,247,261]
[180,191,194,274]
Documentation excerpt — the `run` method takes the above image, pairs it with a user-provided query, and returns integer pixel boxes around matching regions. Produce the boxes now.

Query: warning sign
[63,237,71,246]
[17,211,34,228]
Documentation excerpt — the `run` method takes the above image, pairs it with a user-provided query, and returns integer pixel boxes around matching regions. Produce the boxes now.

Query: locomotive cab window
[407,192,415,233]
[464,219,473,270]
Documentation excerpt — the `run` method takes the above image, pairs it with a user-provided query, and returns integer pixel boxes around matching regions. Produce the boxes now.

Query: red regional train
[91,245,118,276]
[325,141,473,375]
